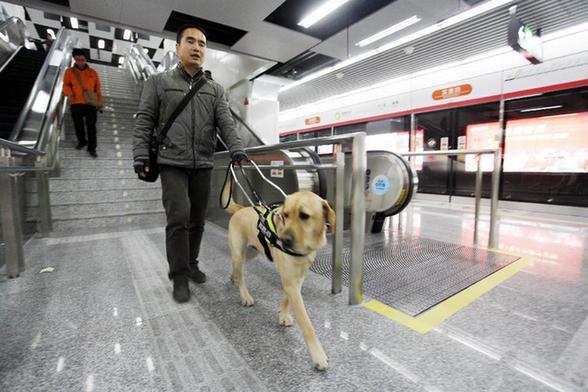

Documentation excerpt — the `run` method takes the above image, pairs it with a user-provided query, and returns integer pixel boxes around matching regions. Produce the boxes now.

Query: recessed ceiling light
[356,15,421,47]
[123,29,132,40]
[70,17,78,29]
[298,0,350,29]
[98,39,105,49]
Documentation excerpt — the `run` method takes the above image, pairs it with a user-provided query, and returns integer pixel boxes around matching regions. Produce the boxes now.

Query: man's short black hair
[72,48,86,58]
[176,24,207,44]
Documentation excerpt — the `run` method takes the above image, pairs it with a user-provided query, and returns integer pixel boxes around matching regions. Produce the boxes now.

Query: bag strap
[157,76,207,144]
[71,67,89,93]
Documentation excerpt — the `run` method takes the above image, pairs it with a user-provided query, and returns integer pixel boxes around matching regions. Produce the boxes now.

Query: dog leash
[219,160,306,259]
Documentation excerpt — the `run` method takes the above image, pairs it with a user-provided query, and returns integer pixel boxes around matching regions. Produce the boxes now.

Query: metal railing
[126,44,156,82]
[401,148,501,247]
[0,26,74,277]
[0,16,26,73]
[216,132,367,305]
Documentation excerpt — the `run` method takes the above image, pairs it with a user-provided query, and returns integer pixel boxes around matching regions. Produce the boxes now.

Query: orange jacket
[62,66,104,107]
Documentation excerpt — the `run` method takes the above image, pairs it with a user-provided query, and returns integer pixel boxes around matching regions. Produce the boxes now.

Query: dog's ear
[321,199,336,232]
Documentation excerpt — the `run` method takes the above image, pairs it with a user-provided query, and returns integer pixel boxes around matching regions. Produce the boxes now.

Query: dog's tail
[220,176,245,214]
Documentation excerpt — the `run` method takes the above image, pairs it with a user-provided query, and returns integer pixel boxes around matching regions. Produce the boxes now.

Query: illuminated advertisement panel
[504,112,588,173]
[465,112,588,173]
[465,122,501,172]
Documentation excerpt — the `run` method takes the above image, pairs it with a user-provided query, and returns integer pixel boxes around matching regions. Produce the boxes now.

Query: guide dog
[224,188,335,370]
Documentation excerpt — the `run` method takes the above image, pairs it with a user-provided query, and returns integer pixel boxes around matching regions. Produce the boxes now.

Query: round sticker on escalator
[371,175,390,196]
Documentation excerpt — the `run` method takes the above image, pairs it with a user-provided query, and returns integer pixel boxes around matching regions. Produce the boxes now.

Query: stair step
[29,198,163,220]
[48,187,161,204]
[51,210,166,232]
[47,177,159,192]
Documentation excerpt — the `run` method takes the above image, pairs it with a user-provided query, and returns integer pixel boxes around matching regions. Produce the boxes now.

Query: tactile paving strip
[311,235,519,317]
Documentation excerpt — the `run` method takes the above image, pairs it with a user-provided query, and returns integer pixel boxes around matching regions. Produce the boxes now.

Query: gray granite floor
[1,200,587,391]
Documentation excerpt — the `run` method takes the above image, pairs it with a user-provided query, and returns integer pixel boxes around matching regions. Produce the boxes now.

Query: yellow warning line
[364,253,533,334]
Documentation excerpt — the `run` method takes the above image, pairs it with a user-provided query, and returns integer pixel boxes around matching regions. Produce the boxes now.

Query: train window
[279,133,298,143]
[414,109,453,195]
[502,87,588,206]
[365,116,411,153]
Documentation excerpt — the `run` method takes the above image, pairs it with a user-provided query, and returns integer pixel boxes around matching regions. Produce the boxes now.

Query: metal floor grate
[312,235,519,317]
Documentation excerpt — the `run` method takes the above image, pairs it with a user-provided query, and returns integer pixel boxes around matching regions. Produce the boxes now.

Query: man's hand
[134,160,150,178]
[231,151,248,166]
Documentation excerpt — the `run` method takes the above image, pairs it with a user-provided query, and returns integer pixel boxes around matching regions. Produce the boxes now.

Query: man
[204,70,213,80]
[62,49,103,158]
[133,25,247,303]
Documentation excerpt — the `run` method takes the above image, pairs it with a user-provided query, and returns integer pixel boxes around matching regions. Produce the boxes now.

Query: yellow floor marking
[364,253,532,334]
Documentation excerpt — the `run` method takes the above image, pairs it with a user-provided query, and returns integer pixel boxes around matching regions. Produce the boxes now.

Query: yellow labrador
[225,190,335,370]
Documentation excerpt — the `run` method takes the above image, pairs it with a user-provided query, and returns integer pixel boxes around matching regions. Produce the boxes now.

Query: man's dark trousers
[160,165,212,279]
[71,104,97,152]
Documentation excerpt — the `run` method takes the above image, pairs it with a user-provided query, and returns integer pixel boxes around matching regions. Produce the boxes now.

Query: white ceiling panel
[314,0,472,60]
[98,50,112,62]
[112,39,132,56]
[171,0,283,31]
[26,8,62,28]
[70,0,123,25]
[137,35,162,49]
[232,22,320,63]
[88,22,114,39]
[119,0,169,32]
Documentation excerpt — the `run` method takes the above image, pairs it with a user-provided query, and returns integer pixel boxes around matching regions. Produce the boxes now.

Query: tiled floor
[1,198,587,391]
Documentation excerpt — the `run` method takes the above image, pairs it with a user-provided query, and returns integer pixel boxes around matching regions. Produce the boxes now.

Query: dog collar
[257,207,307,261]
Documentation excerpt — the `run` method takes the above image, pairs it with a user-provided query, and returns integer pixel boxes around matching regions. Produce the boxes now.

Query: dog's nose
[281,234,294,249]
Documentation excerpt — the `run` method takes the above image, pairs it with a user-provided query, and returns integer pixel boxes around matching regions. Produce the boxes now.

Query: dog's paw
[241,293,255,306]
[279,313,293,327]
[313,354,329,371]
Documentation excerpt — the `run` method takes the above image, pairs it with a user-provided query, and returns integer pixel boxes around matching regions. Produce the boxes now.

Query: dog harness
[257,207,306,262]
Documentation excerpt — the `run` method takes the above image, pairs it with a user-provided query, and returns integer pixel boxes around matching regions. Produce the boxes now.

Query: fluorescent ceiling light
[520,105,563,112]
[298,0,350,28]
[118,56,125,64]
[282,0,513,92]
[143,48,149,54]
[356,15,421,47]
[70,17,78,29]
[98,39,105,49]
[123,29,132,40]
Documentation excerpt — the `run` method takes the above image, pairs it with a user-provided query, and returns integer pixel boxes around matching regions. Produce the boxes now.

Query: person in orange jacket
[62,49,104,157]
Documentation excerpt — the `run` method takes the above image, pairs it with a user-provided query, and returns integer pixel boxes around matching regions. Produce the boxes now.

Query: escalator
[0,48,46,140]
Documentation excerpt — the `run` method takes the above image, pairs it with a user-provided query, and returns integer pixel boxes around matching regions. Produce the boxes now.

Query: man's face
[73,55,86,67]
[176,28,206,69]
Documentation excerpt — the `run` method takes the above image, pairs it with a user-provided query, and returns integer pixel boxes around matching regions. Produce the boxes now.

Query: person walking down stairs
[62,48,104,158]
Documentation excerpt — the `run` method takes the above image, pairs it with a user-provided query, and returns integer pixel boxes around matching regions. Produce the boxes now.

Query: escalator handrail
[0,16,26,73]
[3,27,73,157]
[127,43,157,81]
[229,107,265,145]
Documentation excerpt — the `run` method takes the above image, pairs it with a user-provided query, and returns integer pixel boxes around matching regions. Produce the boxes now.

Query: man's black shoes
[75,142,86,150]
[189,265,206,284]
[172,277,190,303]
[89,151,97,158]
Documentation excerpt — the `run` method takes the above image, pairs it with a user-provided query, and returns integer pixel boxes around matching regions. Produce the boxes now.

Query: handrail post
[489,149,501,248]
[331,144,344,294]
[0,164,25,278]
[474,153,482,244]
[36,158,52,237]
[350,133,366,305]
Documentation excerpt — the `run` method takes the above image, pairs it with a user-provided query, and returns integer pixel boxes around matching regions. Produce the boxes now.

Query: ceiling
[3,0,587,106]
[7,0,485,67]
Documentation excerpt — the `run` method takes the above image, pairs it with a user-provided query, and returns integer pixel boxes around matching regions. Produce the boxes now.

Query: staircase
[0,48,46,139]
[46,64,165,232]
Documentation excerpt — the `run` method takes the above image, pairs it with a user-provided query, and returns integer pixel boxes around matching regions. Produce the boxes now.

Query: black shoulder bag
[139,77,207,182]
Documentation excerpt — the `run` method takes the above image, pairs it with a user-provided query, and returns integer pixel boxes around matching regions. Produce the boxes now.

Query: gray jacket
[133,67,244,168]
